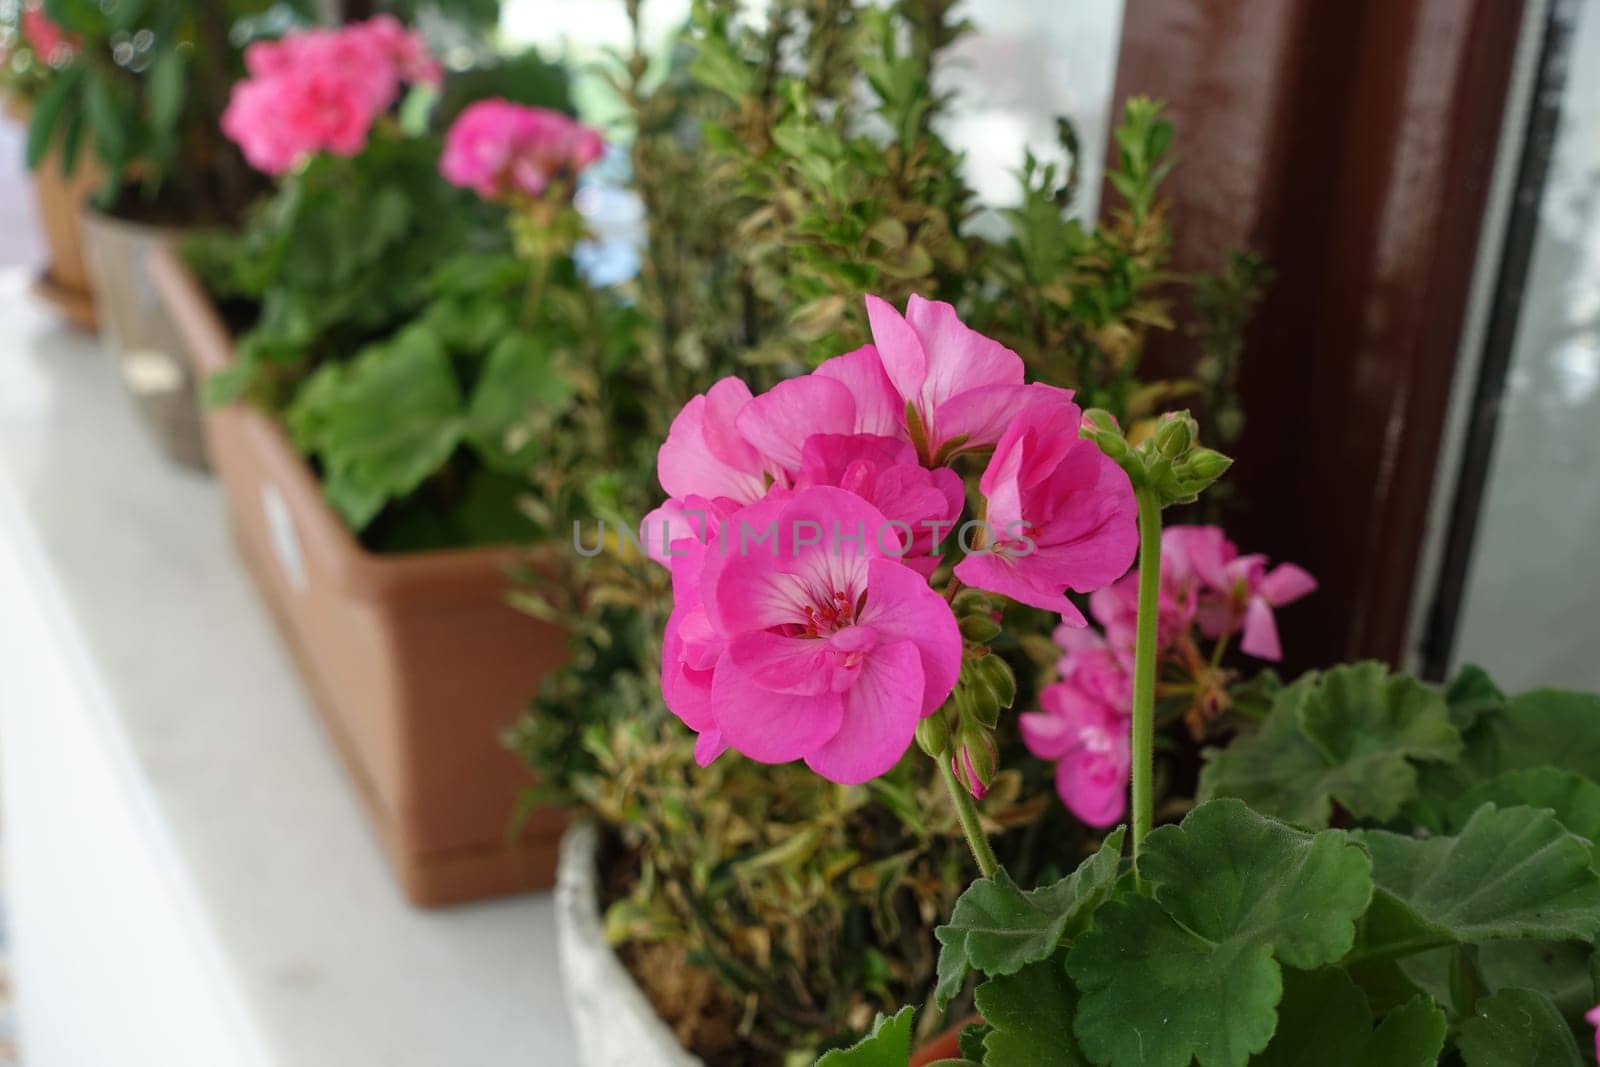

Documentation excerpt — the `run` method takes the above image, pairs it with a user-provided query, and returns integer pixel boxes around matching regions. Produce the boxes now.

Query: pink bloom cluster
[645,295,1137,785]
[221,16,442,176]
[440,99,605,202]
[1021,524,1315,826]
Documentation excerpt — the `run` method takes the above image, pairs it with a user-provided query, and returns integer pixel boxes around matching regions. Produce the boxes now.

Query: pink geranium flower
[735,345,905,471]
[955,390,1138,620]
[440,99,605,202]
[224,17,439,176]
[1180,528,1317,662]
[1021,679,1130,826]
[864,294,1032,461]
[1053,623,1133,714]
[1587,1005,1600,1063]
[684,487,962,784]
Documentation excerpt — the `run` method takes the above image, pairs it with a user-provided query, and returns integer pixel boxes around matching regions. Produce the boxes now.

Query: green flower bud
[959,613,1002,643]
[1179,447,1233,485]
[1154,412,1197,459]
[915,712,951,758]
[972,654,1017,709]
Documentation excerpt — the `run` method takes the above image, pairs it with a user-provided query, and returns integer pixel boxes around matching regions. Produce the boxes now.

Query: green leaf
[1066,800,1373,1067]
[974,956,1087,1066]
[1456,987,1585,1067]
[1462,689,1600,782]
[1354,804,1600,947]
[26,63,83,170]
[1445,663,1505,733]
[1445,768,1600,845]
[285,327,465,531]
[1200,664,1461,828]
[84,70,131,172]
[464,333,574,475]
[146,47,186,135]
[1251,968,1445,1066]
[933,828,1124,1009]
[815,1006,914,1067]
[1477,940,1598,1025]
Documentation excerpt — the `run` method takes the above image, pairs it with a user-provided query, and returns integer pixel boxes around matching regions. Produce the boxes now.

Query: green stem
[1130,489,1163,881]
[520,249,552,332]
[939,755,999,879]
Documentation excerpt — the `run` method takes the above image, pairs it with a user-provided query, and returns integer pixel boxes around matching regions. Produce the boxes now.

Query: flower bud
[915,712,951,758]
[958,613,1002,643]
[950,724,998,800]
[1178,447,1232,485]
[971,653,1017,709]
[1154,412,1197,459]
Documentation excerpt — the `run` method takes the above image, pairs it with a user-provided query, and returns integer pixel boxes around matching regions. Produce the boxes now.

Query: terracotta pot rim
[149,243,538,601]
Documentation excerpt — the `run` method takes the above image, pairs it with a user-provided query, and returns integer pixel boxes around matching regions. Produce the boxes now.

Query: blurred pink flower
[1586,1005,1600,1063]
[1021,679,1130,827]
[681,487,962,784]
[440,99,604,201]
[20,2,75,63]
[955,390,1138,619]
[1053,622,1133,713]
[1175,527,1316,661]
[225,18,440,175]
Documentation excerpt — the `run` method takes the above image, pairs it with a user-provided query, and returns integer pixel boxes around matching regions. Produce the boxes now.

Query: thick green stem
[939,755,999,879]
[1130,489,1163,877]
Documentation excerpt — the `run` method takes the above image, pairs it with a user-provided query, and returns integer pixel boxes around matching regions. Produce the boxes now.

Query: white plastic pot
[554,821,703,1067]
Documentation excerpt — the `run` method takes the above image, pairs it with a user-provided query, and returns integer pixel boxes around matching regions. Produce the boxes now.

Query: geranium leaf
[1456,987,1585,1067]
[1353,804,1600,947]
[974,956,1087,1066]
[1409,687,1600,831]
[285,326,464,531]
[464,333,575,475]
[1251,968,1444,1067]
[1445,767,1600,846]
[1066,800,1373,1067]
[1444,663,1505,733]
[933,828,1124,1009]
[815,1006,914,1067]
[1199,664,1461,828]
[1460,689,1600,782]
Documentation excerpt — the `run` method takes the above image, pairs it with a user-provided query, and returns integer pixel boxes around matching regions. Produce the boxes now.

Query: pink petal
[1020,707,1074,761]
[1260,563,1317,607]
[1239,595,1283,661]
[954,551,1087,622]
[1057,750,1128,827]
[813,345,905,440]
[724,630,843,696]
[710,652,845,764]
[657,387,768,503]
[903,294,1025,408]
[694,729,728,767]
[865,295,929,415]
[857,558,963,713]
[736,374,860,474]
[944,382,1074,457]
[803,640,924,784]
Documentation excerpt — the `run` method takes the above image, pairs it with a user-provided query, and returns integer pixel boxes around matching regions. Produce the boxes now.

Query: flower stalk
[938,754,1000,879]
[1129,487,1163,878]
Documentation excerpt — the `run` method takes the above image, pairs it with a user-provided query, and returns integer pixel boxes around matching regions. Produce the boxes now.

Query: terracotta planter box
[151,246,568,907]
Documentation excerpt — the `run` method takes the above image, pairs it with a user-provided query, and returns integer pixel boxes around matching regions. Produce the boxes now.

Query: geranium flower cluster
[1021,524,1315,825]
[221,16,442,175]
[643,295,1139,785]
[440,99,605,203]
